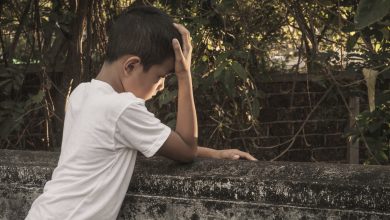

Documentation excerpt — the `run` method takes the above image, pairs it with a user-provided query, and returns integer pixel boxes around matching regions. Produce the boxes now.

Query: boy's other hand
[217,149,258,161]
[172,23,192,78]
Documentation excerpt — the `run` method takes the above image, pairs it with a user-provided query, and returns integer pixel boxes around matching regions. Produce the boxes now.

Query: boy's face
[122,57,174,100]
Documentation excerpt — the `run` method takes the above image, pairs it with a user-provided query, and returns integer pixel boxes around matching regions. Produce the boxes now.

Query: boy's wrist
[212,150,222,159]
[197,147,221,159]
[176,72,192,81]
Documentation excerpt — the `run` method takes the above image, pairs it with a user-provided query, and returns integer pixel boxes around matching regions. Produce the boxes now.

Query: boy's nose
[157,78,165,91]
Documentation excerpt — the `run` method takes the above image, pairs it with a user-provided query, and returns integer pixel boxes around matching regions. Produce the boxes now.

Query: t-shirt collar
[91,79,145,103]
[91,79,115,92]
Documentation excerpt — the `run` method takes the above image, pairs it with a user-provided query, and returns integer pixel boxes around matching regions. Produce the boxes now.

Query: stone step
[1,149,390,219]
[1,185,389,220]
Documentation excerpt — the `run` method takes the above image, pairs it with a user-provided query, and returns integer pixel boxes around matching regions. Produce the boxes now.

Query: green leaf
[158,90,175,107]
[368,121,383,133]
[223,71,235,97]
[355,0,390,30]
[377,150,388,161]
[31,90,45,104]
[231,61,248,80]
[233,51,249,59]
[166,119,176,129]
[219,0,236,13]
[215,52,230,66]
[24,90,45,108]
[214,61,227,80]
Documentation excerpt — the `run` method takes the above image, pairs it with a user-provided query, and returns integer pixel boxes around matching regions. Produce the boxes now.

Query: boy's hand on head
[159,23,197,163]
[217,149,258,161]
[172,23,192,79]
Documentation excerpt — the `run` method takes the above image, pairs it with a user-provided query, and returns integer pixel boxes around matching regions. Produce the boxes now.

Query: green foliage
[348,103,390,165]
[355,0,390,29]
[342,0,390,165]
[0,67,24,96]
[146,0,288,148]
[0,66,45,147]
[0,0,389,160]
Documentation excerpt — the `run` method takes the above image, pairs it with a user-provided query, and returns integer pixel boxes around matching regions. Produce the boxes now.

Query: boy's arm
[157,24,257,162]
[197,146,258,161]
[157,24,198,163]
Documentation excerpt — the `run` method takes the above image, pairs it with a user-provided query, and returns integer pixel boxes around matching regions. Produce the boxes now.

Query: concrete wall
[1,149,389,219]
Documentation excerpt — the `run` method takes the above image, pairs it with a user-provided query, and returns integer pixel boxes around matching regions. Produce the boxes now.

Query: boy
[26,6,256,220]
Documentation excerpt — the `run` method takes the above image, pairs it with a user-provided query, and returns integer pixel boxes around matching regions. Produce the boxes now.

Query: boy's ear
[123,56,141,75]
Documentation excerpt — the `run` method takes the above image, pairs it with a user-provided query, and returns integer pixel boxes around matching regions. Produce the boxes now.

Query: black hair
[105,6,183,71]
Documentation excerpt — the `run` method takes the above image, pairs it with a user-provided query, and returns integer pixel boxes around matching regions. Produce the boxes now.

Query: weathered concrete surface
[1,149,390,219]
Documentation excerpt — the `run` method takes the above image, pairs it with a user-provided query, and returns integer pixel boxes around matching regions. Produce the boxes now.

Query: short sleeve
[115,102,171,157]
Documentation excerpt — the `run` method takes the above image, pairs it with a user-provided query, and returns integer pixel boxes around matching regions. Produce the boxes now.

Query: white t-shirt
[26,79,171,220]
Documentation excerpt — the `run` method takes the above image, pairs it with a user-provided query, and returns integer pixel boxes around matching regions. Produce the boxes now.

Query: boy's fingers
[172,38,184,62]
[173,23,190,43]
[173,23,192,55]
[241,152,257,161]
[235,150,258,161]
[246,153,258,161]
[232,154,240,160]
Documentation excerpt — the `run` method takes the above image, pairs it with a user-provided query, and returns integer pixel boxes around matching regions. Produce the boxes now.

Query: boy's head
[102,5,185,100]
[105,6,183,71]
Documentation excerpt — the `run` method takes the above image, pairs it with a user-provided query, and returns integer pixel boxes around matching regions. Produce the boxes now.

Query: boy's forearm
[196,146,219,159]
[175,73,198,148]
[197,146,258,161]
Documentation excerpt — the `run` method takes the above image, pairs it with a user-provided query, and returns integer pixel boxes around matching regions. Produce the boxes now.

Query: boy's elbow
[181,144,197,163]
[164,134,198,163]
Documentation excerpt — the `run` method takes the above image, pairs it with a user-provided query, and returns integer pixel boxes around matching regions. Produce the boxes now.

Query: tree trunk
[53,0,92,145]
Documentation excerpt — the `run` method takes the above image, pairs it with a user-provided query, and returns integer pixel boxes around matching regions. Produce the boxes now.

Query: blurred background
[0,0,389,164]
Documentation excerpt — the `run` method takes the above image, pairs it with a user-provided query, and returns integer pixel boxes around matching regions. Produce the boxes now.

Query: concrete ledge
[1,149,390,219]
